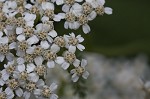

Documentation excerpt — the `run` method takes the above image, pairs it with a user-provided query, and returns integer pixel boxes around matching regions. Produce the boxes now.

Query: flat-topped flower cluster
[0,0,112,98]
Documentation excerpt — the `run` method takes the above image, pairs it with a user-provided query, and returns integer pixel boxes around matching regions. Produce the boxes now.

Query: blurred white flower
[34,83,58,99]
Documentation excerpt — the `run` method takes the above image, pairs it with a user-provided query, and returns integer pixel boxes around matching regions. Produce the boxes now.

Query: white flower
[0,35,16,62]
[42,44,61,68]
[34,23,55,49]
[34,83,58,99]
[16,26,39,45]
[64,32,85,51]
[23,79,45,99]
[71,59,89,82]
[6,78,23,97]
[2,1,18,17]
[1,61,16,81]
[16,35,33,57]
[53,36,67,49]
[3,27,16,43]
[55,0,83,13]
[64,12,95,33]
[15,57,39,82]
[86,0,112,15]
[64,11,80,30]
[57,49,80,70]
[41,2,65,22]
[26,45,43,57]
[26,56,47,82]
[77,14,96,34]
[0,88,14,99]
[13,64,29,82]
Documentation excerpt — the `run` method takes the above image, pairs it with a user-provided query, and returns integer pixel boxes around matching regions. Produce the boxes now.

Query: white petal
[41,16,49,22]
[56,0,64,5]
[53,15,62,22]
[5,87,14,98]
[72,73,79,82]
[42,2,54,10]
[0,37,8,44]
[36,23,43,32]
[50,94,58,99]
[15,88,23,97]
[99,0,105,5]
[23,91,31,99]
[50,83,58,92]
[105,7,113,15]
[47,36,53,43]
[17,35,25,42]
[71,3,82,16]
[82,24,91,34]
[27,63,36,73]
[34,56,43,66]
[69,45,76,53]
[25,4,32,9]
[24,13,36,22]
[36,79,45,87]
[0,54,5,62]
[55,57,65,64]
[88,11,97,21]
[64,21,69,29]
[27,35,39,45]
[62,4,70,12]
[51,44,60,53]
[54,13,65,20]
[70,69,76,74]
[26,47,34,54]
[40,41,50,49]
[75,0,83,2]
[17,57,24,64]
[9,42,16,49]
[0,79,5,86]
[28,73,39,82]
[73,59,80,67]
[82,71,89,79]
[0,31,3,37]
[16,50,25,57]
[68,22,74,29]
[17,64,25,72]
[34,89,41,96]
[47,61,55,68]
[61,62,70,70]
[26,21,34,27]
[16,27,23,34]
[81,59,87,67]
[73,22,80,29]
[48,30,57,37]
[6,53,14,61]
[76,35,84,42]
[77,44,85,51]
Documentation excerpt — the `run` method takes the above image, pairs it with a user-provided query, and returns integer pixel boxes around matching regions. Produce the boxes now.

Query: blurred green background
[56,0,150,57]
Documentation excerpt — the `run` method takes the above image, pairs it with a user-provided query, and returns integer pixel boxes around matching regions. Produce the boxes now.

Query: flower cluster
[0,0,112,98]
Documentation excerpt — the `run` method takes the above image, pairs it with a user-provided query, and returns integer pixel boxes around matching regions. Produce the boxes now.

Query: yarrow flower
[0,0,112,98]
[71,59,89,82]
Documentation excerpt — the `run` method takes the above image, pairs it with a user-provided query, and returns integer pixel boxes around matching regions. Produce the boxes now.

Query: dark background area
[85,0,150,57]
